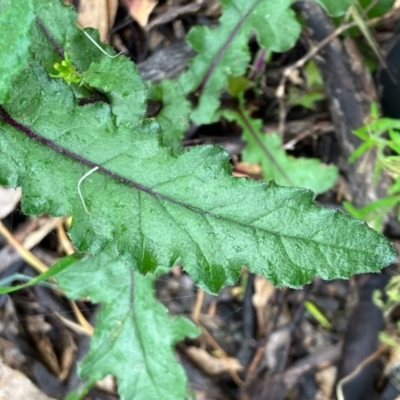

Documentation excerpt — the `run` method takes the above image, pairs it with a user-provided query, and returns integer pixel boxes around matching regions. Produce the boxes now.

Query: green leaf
[82,57,147,125]
[304,300,331,328]
[0,2,396,295]
[179,0,301,124]
[148,80,190,153]
[349,141,373,163]
[287,89,325,110]
[304,60,323,87]
[0,253,83,294]
[352,126,371,141]
[51,51,82,85]
[56,243,200,400]
[3,3,397,399]
[223,109,338,194]
[388,130,400,154]
[0,0,34,103]
[389,177,400,195]
[228,75,251,98]
[64,378,96,400]
[30,2,109,73]
[363,118,400,135]
[315,0,354,16]
[358,0,394,18]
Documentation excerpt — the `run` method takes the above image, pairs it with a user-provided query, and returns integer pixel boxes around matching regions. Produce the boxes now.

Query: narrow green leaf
[56,243,200,400]
[305,300,331,328]
[352,126,370,141]
[389,178,400,195]
[287,90,325,111]
[343,201,365,219]
[349,141,373,163]
[359,196,400,215]
[387,131,400,157]
[0,0,34,103]
[0,253,83,294]
[365,118,400,134]
[179,0,301,124]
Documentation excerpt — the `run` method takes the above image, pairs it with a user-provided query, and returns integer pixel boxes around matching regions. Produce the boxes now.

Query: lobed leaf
[178,0,301,124]
[0,0,396,294]
[56,243,199,400]
[0,59,396,292]
[2,2,397,399]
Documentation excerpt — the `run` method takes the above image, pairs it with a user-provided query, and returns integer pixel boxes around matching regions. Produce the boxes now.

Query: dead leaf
[96,375,116,394]
[124,0,158,27]
[0,187,21,219]
[265,328,291,371]
[252,275,275,335]
[25,316,77,381]
[233,161,262,177]
[315,366,336,400]
[288,69,303,85]
[0,358,56,400]
[0,338,26,370]
[185,346,243,376]
[58,331,76,381]
[77,0,118,42]
[26,316,61,376]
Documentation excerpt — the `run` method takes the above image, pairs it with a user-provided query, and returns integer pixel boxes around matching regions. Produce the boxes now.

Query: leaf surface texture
[0,1,395,294]
[56,244,199,400]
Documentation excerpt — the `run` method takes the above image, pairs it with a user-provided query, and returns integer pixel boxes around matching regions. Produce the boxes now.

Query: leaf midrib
[191,0,260,94]
[1,107,382,257]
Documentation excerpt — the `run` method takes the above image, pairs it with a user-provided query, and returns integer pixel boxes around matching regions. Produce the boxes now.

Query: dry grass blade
[349,3,387,69]
[0,221,94,336]
[0,220,48,273]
